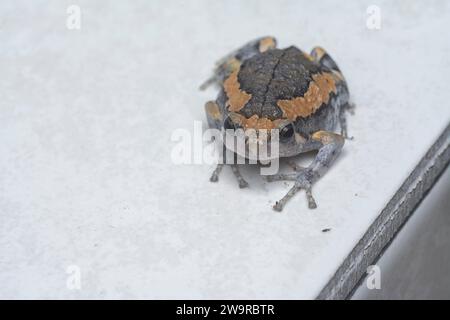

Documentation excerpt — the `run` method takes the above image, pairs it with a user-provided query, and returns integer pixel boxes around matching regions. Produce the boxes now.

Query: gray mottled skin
[202,36,353,211]
[237,47,320,120]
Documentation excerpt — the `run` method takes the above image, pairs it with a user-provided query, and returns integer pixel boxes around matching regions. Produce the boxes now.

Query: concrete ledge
[317,123,450,300]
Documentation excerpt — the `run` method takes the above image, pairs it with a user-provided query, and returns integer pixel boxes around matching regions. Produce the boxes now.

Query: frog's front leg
[267,131,344,211]
[200,36,277,90]
[210,164,249,188]
[204,101,249,189]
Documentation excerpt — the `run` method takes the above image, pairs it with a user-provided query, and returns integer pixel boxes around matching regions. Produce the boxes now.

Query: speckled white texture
[0,0,449,299]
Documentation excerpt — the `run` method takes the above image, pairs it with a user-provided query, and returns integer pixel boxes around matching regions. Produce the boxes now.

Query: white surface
[0,0,449,299]
[353,167,450,299]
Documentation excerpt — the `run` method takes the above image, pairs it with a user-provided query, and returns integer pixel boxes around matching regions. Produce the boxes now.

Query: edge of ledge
[317,122,450,300]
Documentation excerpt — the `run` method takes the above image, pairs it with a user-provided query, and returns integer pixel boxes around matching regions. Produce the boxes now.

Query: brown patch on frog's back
[235,48,285,120]
[223,68,252,112]
[258,37,277,52]
[228,112,284,130]
[276,72,337,121]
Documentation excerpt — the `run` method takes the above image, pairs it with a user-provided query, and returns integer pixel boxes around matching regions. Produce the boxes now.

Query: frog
[201,36,353,211]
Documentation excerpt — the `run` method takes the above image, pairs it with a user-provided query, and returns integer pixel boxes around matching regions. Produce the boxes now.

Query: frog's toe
[339,103,355,140]
[238,180,249,189]
[209,164,224,182]
[231,165,249,188]
[272,184,318,211]
[209,164,249,188]
[273,201,284,212]
[264,173,297,182]
[305,188,318,209]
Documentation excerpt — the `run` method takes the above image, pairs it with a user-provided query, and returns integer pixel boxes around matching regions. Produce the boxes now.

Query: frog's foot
[200,36,277,90]
[209,164,249,188]
[265,171,317,211]
[273,171,317,211]
[339,102,355,140]
[266,131,345,211]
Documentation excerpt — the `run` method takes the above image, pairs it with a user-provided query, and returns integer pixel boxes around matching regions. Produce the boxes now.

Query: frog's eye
[279,123,294,142]
[223,116,236,130]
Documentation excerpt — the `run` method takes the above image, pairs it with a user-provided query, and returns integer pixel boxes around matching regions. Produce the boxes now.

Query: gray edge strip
[316,122,450,300]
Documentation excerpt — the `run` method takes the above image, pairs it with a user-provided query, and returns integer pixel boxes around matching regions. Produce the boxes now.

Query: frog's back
[220,45,348,136]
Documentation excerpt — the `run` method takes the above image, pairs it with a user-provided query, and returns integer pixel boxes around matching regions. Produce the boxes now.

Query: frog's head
[219,111,305,161]
[205,101,306,161]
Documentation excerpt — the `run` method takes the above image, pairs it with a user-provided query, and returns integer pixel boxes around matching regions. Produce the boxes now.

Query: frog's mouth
[222,129,280,162]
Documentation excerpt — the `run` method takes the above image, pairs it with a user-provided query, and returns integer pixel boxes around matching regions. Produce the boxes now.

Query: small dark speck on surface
[322,228,331,233]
